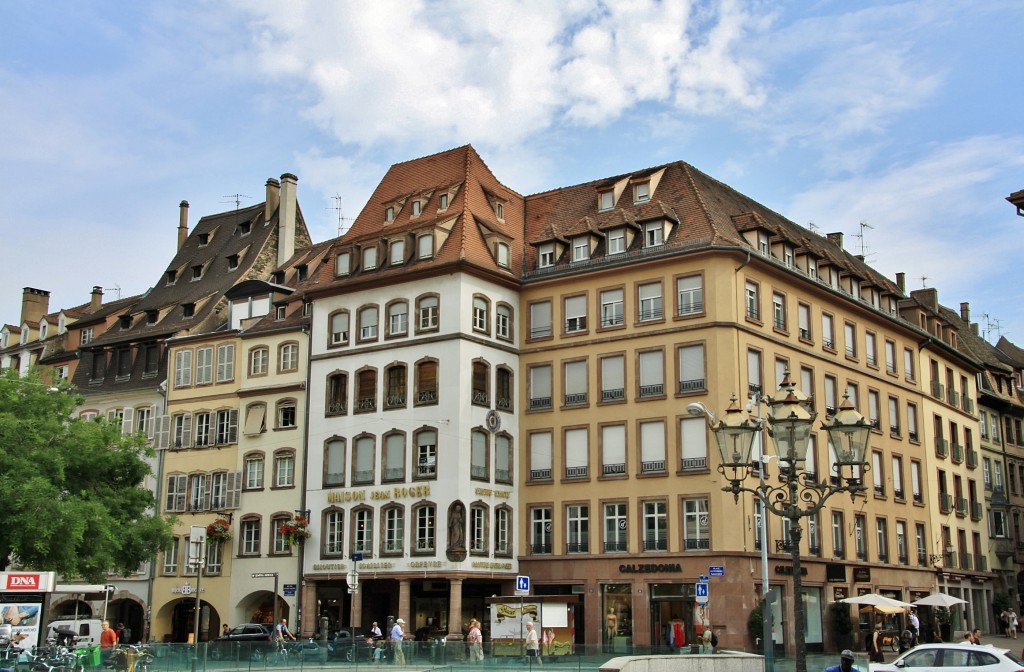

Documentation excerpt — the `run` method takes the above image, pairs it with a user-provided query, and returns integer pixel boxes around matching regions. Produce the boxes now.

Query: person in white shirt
[390,619,405,665]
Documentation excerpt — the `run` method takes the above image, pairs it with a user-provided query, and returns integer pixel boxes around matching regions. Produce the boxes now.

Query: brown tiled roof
[996,336,1024,368]
[241,239,338,335]
[311,146,522,294]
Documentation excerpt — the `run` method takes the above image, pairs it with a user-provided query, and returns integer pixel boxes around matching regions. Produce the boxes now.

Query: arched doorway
[167,599,220,643]
[234,590,289,629]
[49,599,93,619]
[108,599,145,644]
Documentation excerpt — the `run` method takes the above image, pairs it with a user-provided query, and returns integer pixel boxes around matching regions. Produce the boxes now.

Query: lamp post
[698,373,872,672]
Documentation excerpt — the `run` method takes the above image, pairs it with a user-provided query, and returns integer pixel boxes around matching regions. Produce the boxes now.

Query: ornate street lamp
[701,373,871,672]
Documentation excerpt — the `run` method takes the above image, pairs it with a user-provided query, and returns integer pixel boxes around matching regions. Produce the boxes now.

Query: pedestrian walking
[525,621,541,665]
[390,618,405,665]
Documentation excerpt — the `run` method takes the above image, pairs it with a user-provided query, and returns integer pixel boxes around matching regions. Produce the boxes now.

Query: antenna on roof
[807,221,818,232]
[328,195,355,236]
[221,194,252,209]
[104,284,122,300]
[981,314,1003,342]
[854,221,875,260]
[919,276,928,288]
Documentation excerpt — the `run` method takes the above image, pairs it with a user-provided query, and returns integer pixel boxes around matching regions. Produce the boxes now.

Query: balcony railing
[951,443,963,463]
[530,468,552,481]
[604,541,627,552]
[917,551,928,567]
[971,502,983,521]
[947,389,959,407]
[939,493,953,514]
[643,539,668,551]
[931,380,945,400]
[955,497,968,517]
[678,379,705,393]
[967,448,978,468]
[935,438,948,458]
[959,552,972,570]
[565,466,588,478]
[639,384,664,397]
[976,554,987,571]
[602,388,625,402]
[529,397,552,410]
[641,460,666,473]
[564,392,588,406]
[603,463,626,476]
[531,543,552,555]
[566,542,589,554]
[963,398,974,414]
[685,538,710,550]
[681,457,708,471]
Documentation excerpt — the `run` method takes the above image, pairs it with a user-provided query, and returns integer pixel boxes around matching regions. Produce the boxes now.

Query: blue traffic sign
[698,575,710,583]
[709,566,725,577]
[516,575,530,592]
[695,582,709,604]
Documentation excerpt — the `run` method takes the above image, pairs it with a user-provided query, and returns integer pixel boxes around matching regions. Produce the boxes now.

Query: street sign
[251,572,277,578]
[284,584,296,597]
[516,575,530,593]
[698,575,709,583]
[695,582,709,605]
[351,553,364,562]
[709,566,725,577]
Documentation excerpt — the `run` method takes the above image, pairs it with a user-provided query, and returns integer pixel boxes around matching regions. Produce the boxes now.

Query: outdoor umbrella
[913,593,967,608]
[840,594,913,609]
[860,604,910,615]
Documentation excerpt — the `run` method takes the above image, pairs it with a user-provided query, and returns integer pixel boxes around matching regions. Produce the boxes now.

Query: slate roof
[241,238,338,335]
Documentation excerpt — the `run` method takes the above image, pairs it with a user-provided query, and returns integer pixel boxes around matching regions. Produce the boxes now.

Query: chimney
[896,272,906,293]
[90,286,103,312]
[21,287,50,326]
[911,287,938,311]
[265,177,281,227]
[178,200,189,251]
[960,302,970,323]
[826,232,843,249]
[971,323,979,336]
[278,173,298,267]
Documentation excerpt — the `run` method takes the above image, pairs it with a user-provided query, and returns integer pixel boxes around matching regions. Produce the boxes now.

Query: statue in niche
[446,501,467,562]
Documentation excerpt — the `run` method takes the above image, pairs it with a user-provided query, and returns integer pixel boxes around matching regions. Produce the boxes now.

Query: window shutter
[602,425,626,466]
[225,471,241,509]
[565,428,587,471]
[680,417,706,461]
[530,433,552,471]
[182,413,192,449]
[174,474,187,512]
[156,415,170,450]
[640,421,665,462]
[602,356,624,391]
[121,407,134,435]
[203,474,212,511]
[228,409,238,444]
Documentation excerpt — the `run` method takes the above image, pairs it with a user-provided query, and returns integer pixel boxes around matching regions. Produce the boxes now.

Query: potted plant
[280,515,311,546]
[830,602,854,651]
[206,518,232,544]
[748,600,766,651]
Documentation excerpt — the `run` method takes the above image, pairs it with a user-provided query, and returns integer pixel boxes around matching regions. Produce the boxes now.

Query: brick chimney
[911,288,938,311]
[90,286,103,312]
[960,302,970,323]
[278,173,298,267]
[895,272,905,293]
[178,200,189,251]
[265,177,281,227]
[21,287,50,326]
[827,232,844,249]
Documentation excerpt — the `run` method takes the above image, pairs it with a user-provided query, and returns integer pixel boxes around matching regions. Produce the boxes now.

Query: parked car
[327,628,372,662]
[207,624,274,661]
[870,642,1024,672]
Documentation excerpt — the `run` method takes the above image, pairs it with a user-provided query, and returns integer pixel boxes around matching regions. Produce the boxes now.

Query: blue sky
[1,0,1022,343]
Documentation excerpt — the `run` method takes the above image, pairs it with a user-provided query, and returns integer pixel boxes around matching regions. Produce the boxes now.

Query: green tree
[0,369,173,581]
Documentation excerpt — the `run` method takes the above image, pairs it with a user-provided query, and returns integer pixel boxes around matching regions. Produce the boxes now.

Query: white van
[45,619,104,647]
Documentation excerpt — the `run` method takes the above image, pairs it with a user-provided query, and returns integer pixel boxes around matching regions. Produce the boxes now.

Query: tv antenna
[328,195,355,236]
[981,314,1003,342]
[807,221,818,232]
[221,194,252,209]
[919,275,928,288]
[104,284,122,300]
[854,221,874,260]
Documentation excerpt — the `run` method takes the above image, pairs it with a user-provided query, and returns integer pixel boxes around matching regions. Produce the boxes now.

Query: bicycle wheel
[888,635,899,652]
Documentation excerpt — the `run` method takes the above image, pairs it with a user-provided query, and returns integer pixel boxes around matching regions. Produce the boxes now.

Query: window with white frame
[844,323,857,358]
[497,242,510,268]
[165,474,187,513]
[470,505,488,553]
[415,505,435,552]
[417,295,439,332]
[324,510,343,556]
[538,243,555,268]
[529,431,553,480]
[822,313,835,349]
[174,349,193,387]
[495,434,512,483]
[384,507,403,553]
[683,498,709,550]
[390,239,405,265]
[601,424,626,476]
[865,332,877,367]
[215,409,238,444]
[194,412,212,447]
[362,246,378,270]
[572,237,590,262]
[772,292,786,330]
[250,347,268,376]
[325,439,346,486]
[274,451,294,488]
[495,507,511,555]
[189,473,207,512]
[416,430,436,479]
[567,504,589,553]
[496,304,511,340]
[896,520,907,562]
[831,511,845,557]
[607,228,625,255]
[676,276,702,315]
[279,343,298,372]
[241,518,260,556]
[210,471,227,510]
[907,403,919,441]
[638,282,662,321]
[564,295,587,332]
[854,515,866,558]
[875,518,889,561]
[272,515,290,554]
[388,302,408,337]
[677,344,705,393]
[163,537,179,574]
[904,348,915,380]
[643,501,667,550]
[330,312,350,346]
[868,390,880,429]
[680,416,707,471]
[245,454,264,489]
[473,297,489,333]
[604,502,627,552]
[336,251,351,275]
[216,343,235,382]
[564,427,589,478]
[530,507,552,554]
[600,354,625,402]
[634,182,650,203]
[353,508,373,554]
[417,234,434,259]
[600,288,624,327]
[599,190,614,211]
[638,350,664,397]
[639,420,666,473]
[889,397,900,435]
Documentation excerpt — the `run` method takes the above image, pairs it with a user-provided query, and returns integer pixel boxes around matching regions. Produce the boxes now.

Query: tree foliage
[0,369,173,582]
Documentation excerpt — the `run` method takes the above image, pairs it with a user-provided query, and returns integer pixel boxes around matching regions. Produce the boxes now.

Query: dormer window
[191,264,204,281]
[497,242,510,268]
[633,182,650,203]
[198,233,210,246]
[276,305,286,320]
[303,301,312,317]
[495,202,504,220]
[411,201,422,217]
[146,310,158,325]
[166,270,177,285]
[538,243,555,268]
[183,303,195,318]
[227,254,239,270]
[363,246,378,270]
[385,206,395,222]
[20,328,28,345]
[643,221,663,248]
[39,323,47,339]
[438,193,449,210]
[607,228,626,255]
[119,315,132,329]
[572,237,590,262]
[390,240,405,265]
[599,191,614,212]
[757,232,769,255]
[417,234,433,260]
[271,270,285,284]
[297,264,308,281]
[58,315,66,334]
[336,251,351,276]
[239,222,251,236]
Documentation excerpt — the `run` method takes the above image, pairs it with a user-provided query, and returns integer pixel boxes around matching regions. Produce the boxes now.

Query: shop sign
[474,488,511,499]
[618,563,682,573]
[833,586,849,600]
[853,568,871,583]
[172,583,205,595]
[775,566,808,576]
[472,562,513,570]
[408,561,444,569]
[312,563,347,571]
[826,563,846,583]
[0,572,55,592]
[326,485,432,504]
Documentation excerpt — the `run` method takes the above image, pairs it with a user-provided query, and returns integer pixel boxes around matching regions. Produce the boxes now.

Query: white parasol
[912,593,968,608]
